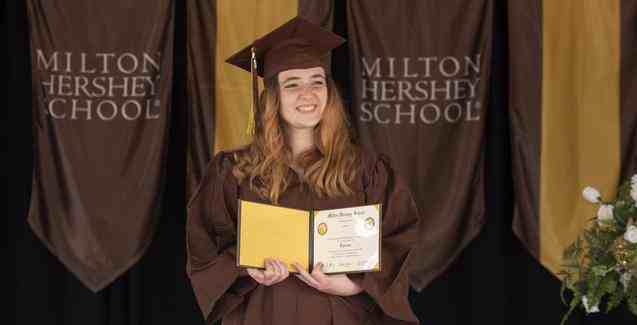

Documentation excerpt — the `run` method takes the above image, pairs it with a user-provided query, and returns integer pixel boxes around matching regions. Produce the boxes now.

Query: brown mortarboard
[226,17,345,135]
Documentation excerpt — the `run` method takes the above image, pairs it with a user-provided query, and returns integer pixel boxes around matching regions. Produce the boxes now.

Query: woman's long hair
[232,75,360,203]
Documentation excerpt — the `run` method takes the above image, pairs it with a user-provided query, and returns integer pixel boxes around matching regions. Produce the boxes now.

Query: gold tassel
[247,46,258,136]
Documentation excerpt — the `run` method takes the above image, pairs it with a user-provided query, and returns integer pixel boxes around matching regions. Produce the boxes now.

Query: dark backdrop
[8,1,634,324]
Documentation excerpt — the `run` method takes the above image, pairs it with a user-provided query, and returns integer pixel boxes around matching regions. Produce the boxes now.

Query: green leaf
[606,289,624,312]
[592,265,612,277]
[628,294,637,316]
[560,280,568,305]
[599,272,618,295]
[560,294,582,325]
[563,238,582,259]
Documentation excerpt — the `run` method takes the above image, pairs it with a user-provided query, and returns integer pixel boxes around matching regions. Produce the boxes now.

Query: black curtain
[8,0,634,324]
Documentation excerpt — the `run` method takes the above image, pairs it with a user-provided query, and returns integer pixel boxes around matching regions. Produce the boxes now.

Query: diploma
[312,205,381,274]
[237,200,382,274]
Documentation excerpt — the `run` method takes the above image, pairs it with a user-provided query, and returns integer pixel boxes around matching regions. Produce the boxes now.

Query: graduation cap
[226,17,345,135]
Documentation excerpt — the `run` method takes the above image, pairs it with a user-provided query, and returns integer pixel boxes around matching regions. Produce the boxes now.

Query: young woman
[186,17,420,325]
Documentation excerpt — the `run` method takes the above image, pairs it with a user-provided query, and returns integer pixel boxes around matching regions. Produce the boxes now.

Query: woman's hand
[246,258,290,286]
[293,262,363,296]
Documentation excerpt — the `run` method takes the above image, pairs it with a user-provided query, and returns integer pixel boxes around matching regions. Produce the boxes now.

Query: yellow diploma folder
[237,200,382,274]
[238,200,311,272]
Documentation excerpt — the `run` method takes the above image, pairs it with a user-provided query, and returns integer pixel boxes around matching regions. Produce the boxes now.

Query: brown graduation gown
[186,150,420,325]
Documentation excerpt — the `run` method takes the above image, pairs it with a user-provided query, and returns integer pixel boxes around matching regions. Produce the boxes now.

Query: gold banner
[540,0,621,274]
[215,0,298,152]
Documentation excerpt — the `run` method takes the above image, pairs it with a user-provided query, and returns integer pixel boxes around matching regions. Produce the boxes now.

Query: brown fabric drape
[298,0,334,36]
[621,0,637,179]
[26,0,175,292]
[187,0,216,195]
[507,0,542,259]
[509,0,636,276]
[346,0,493,290]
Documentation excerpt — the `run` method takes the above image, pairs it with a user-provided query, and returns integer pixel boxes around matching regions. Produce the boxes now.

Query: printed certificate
[312,205,381,273]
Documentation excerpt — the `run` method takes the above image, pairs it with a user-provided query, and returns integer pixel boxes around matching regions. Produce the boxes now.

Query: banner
[509,0,637,275]
[27,0,174,291]
[187,0,216,194]
[347,0,493,290]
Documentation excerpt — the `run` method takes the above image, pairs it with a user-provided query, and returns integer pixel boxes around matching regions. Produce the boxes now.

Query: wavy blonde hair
[232,76,360,203]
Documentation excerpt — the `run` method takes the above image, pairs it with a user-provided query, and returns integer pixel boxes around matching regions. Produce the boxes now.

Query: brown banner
[508,0,542,259]
[298,0,334,36]
[347,0,493,290]
[509,0,636,275]
[27,0,174,291]
[187,0,216,195]
[621,0,637,178]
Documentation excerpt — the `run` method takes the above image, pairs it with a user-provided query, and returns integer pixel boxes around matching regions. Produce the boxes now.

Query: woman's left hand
[292,262,363,296]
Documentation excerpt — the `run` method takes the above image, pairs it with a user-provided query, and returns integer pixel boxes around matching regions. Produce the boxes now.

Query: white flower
[596,204,614,223]
[582,295,600,314]
[582,187,601,204]
[631,185,637,203]
[624,225,637,244]
[631,174,637,185]
[620,272,632,292]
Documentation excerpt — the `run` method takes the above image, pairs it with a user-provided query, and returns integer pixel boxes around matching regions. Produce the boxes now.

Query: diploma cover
[237,200,382,274]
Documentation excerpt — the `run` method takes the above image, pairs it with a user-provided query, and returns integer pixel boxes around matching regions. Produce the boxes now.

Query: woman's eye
[313,80,325,86]
[284,83,298,89]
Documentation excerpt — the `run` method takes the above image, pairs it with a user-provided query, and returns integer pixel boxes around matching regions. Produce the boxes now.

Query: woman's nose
[298,84,315,98]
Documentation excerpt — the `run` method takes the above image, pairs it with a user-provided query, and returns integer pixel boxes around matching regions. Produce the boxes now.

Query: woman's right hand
[246,258,289,286]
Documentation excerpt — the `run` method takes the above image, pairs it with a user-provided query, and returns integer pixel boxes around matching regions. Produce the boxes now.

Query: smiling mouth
[296,104,317,112]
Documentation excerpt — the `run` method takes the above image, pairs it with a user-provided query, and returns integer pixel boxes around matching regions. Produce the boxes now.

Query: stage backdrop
[26,0,175,292]
[346,0,493,290]
[509,0,637,276]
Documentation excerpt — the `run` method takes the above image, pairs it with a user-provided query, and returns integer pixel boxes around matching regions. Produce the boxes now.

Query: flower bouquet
[559,175,637,324]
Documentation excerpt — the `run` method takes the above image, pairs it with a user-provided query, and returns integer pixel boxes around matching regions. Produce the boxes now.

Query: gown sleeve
[186,151,257,323]
[350,153,420,323]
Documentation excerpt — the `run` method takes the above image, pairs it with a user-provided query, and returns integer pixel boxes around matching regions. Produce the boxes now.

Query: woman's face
[277,67,328,131]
